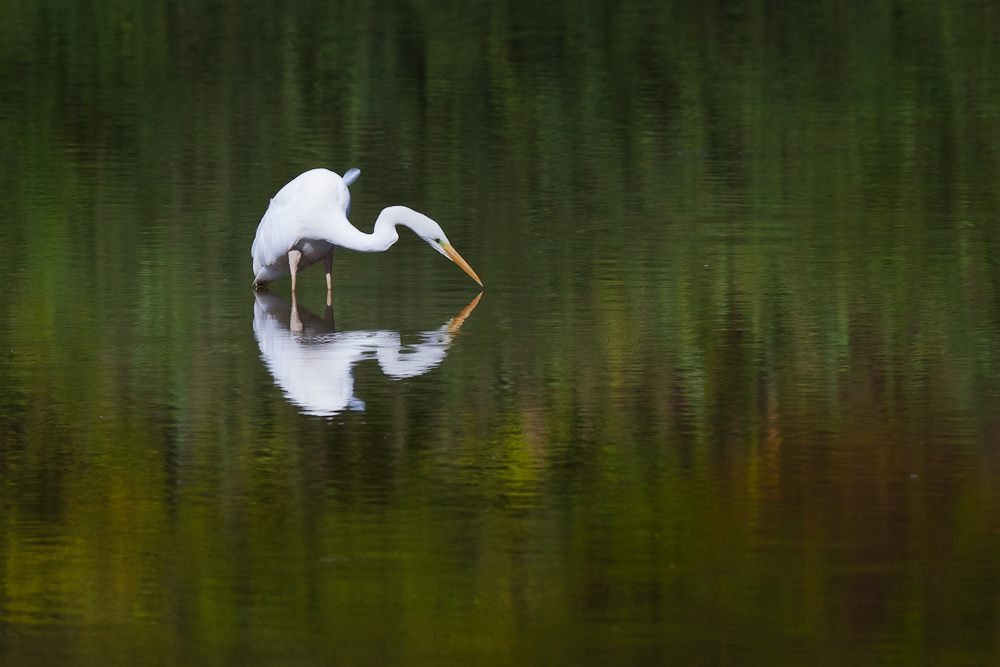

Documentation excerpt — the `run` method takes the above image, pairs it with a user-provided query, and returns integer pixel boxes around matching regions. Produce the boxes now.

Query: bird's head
[393,207,483,286]
[423,231,482,287]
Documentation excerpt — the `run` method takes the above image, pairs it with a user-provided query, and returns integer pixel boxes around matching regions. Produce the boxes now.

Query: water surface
[2,1,1000,665]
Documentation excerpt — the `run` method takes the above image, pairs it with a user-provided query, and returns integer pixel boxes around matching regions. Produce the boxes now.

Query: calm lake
[3,1,1000,665]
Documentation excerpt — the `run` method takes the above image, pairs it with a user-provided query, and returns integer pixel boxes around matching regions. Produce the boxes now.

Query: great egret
[251,168,482,291]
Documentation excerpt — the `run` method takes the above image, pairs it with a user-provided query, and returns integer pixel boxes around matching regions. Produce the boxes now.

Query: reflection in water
[253,291,481,416]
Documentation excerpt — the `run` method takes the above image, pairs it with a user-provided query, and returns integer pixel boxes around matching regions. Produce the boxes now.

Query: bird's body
[251,168,481,291]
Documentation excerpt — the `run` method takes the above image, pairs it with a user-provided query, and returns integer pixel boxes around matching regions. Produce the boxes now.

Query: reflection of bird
[253,290,481,417]
[251,168,482,292]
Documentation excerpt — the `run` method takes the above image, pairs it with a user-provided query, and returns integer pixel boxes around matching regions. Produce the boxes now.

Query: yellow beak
[442,244,483,286]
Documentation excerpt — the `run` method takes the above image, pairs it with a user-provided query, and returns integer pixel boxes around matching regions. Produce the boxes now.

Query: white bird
[251,168,482,291]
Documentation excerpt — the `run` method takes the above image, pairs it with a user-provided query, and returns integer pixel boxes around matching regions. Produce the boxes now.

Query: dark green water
[3,1,1000,664]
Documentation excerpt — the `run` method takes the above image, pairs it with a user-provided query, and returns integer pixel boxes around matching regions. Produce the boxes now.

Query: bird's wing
[251,181,306,274]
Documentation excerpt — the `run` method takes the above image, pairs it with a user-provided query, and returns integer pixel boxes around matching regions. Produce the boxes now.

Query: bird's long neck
[331,209,397,253]
[344,206,421,253]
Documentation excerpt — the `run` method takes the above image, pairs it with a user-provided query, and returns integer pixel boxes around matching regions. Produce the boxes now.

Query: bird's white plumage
[251,167,482,289]
[252,168,355,285]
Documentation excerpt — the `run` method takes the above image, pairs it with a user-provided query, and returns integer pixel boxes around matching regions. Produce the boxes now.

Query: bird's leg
[288,249,302,292]
[323,249,333,293]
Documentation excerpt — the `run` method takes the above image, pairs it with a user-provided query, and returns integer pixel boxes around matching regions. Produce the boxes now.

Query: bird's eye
[434,237,442,244]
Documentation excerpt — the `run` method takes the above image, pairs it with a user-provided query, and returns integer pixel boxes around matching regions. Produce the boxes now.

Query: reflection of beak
[442,244,483,286]
[445,292,483,333]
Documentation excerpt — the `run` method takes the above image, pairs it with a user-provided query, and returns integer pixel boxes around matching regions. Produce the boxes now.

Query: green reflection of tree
[2,0,1000,665]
